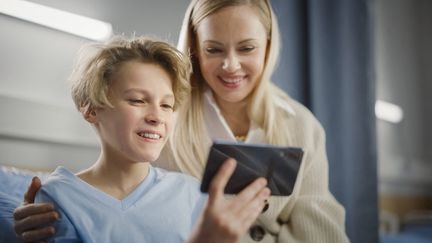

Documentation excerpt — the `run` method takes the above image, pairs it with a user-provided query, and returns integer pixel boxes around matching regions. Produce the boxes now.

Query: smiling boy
[28,34,271,243]
[34,36,205,242]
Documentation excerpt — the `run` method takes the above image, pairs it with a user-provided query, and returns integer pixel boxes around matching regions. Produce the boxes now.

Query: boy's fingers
[208,158,237,204]
[13,203,55,221]
[232,177,267,210]
[23,176,42,204]
[242,211,264,233]
[237,187,270,221]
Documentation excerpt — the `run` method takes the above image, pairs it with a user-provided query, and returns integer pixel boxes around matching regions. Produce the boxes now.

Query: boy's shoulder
[41,166,73,186]
[151,166,202,195]
[153,166,200,185]
[36,166,79,200]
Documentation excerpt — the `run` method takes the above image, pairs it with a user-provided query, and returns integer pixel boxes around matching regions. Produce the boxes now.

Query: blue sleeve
[0,191,21,243]
[35,189,82,243]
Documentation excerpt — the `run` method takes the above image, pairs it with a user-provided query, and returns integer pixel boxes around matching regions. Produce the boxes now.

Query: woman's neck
[77,152,149,200]
[214,96,250,137]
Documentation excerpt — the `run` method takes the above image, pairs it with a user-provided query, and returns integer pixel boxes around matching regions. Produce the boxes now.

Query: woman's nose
[222,53,241,72]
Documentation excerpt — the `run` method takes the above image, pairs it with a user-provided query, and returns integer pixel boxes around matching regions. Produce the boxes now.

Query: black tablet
[200,141,304,196]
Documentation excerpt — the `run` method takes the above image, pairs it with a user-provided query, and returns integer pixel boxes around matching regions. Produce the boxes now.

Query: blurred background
[0,0,431,243]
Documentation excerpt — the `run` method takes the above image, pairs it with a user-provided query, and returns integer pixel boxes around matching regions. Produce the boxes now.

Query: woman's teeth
[139,132,161,139]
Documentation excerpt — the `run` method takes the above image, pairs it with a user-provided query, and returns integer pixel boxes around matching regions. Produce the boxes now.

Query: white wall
[0,0,190,172]
[374,0,432,195]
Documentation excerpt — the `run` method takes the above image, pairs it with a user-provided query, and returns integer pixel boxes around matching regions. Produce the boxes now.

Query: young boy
[34,36,204,242]
[31,35,270,243]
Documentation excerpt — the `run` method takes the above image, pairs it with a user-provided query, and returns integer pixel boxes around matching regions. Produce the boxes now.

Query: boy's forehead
[110,61,174,95]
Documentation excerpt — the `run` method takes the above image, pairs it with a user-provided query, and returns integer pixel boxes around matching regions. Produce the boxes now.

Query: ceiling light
[0,0,112,41]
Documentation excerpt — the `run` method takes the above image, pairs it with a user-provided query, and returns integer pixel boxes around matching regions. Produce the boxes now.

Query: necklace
[234,135,247,142]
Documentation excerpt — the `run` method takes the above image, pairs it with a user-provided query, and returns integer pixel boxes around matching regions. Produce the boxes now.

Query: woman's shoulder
[275,95,323,131]
[271,94,326,150]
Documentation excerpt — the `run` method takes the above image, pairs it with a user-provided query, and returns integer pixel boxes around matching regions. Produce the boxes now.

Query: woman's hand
[188,158,271,243]
[13,176,59,242]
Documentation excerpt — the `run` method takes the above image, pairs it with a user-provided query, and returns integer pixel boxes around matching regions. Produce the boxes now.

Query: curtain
[272,1,378,243]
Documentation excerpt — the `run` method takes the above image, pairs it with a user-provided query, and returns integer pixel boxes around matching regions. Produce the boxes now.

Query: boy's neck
[77,154,150,200]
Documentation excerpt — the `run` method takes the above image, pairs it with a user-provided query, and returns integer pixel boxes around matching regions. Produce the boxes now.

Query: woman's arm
[277,125,350,243]
[13,177,59,242]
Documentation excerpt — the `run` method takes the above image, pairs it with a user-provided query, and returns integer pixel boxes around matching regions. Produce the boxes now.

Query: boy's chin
[140,151,162,163]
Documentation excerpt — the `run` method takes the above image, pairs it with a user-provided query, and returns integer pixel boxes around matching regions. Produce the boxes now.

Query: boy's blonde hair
[70,35,191,113]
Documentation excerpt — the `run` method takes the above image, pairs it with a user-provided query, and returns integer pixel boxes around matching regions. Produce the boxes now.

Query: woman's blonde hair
[70,35,191,113]
[171,0,293,178]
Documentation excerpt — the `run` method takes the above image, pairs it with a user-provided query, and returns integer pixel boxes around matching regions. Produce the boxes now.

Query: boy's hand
[13,176,58,242]
[188,158,271,243]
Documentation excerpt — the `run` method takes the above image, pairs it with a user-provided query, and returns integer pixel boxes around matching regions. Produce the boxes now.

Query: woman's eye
[206,48,222,54]
[240,46,255,52]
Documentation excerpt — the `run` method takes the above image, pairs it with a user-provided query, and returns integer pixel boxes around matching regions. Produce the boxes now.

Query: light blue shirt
[35,166,207,243]
[1,165,49,243]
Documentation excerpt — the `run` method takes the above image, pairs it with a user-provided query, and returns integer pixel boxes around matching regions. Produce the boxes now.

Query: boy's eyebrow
[123,88,150,95]
[123,88,174,99]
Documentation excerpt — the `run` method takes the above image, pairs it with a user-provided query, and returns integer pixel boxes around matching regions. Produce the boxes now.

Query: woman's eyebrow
[238,38,257,44]
[202,40,223,45]
[203,39,258,45]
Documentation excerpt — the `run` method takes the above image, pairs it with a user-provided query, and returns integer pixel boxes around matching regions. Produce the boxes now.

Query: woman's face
[195,5,268,105]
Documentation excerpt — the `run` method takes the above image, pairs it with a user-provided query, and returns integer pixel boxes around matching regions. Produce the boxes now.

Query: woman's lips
[218,76,245,88]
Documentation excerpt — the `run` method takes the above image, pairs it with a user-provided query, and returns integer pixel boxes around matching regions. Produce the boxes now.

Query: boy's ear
[82,106,98,124]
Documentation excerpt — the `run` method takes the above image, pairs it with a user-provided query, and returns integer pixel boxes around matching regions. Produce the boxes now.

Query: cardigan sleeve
[277,123,350,243]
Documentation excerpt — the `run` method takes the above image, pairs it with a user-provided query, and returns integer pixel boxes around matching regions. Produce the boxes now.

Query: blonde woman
[163,0,350,242]
[13,0,350,242]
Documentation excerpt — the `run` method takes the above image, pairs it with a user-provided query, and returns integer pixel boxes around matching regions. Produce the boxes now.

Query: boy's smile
[93,61,175,164]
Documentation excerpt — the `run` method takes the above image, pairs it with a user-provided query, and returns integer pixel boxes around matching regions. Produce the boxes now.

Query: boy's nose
[145,116,164,126]
[145,113,164,126]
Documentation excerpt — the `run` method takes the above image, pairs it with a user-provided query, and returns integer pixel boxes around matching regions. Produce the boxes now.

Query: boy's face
[93,61,175,163]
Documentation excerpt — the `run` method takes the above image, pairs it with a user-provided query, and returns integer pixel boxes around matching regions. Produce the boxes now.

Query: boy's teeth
[139,132,160,139]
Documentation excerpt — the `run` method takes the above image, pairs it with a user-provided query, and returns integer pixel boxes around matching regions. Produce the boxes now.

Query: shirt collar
[203,90,266,143]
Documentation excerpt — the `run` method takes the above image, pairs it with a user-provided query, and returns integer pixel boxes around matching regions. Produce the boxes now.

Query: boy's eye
[128,99,144,104]
[161,104,174,110]
[205,47,222,54]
